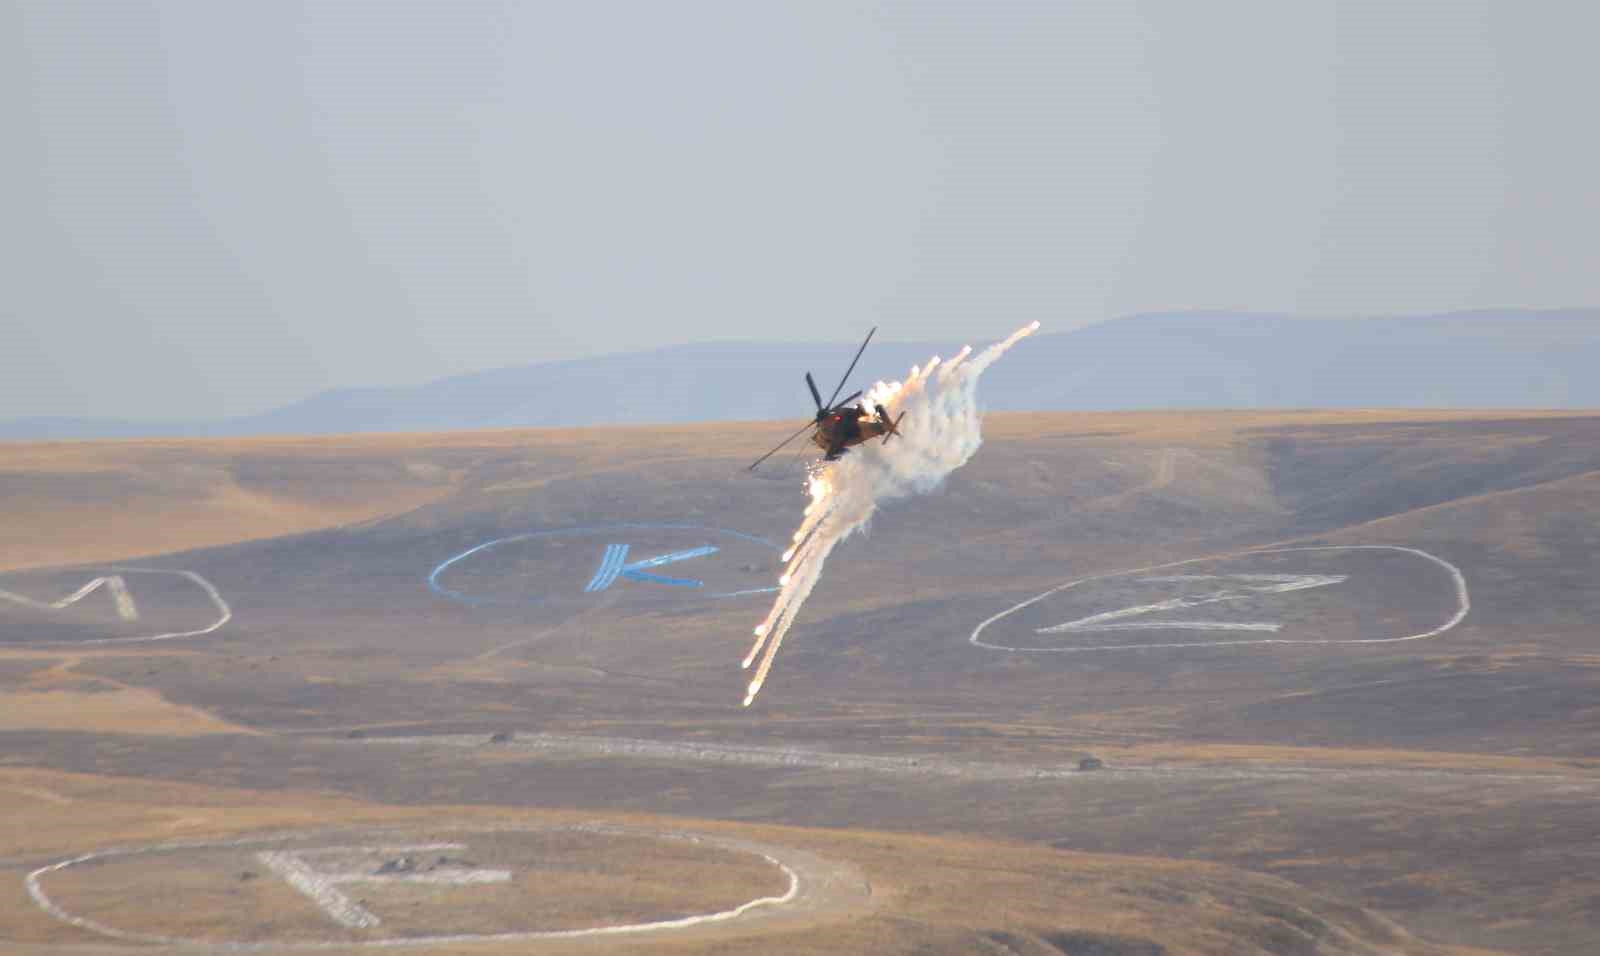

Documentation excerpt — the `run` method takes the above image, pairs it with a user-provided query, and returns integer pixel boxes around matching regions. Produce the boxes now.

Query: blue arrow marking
[585,544,720,593]
[426,524,779,607]
[583,544,631,593]
[620,545,719,588]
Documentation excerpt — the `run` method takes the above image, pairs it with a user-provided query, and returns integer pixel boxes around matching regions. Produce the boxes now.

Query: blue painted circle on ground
[428,523,781,607]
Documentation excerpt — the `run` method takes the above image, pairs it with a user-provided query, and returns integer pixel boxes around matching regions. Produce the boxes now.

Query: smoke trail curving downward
[741,321,1040,705]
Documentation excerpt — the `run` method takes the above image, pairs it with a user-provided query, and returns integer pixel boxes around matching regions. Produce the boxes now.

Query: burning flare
[741,321,1040,705]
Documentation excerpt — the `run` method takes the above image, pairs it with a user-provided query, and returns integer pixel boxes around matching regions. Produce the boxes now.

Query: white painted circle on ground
[971,545,1469,652]
[0,566,231,646]
[24,823,858,949]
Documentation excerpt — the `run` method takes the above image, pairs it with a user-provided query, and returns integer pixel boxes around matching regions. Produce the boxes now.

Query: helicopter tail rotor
[877,405,905,444]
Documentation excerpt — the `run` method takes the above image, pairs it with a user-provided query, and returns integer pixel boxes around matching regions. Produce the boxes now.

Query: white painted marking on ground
[25,825,810,950]
[1037,573,1345,633]
[971,545,1469,651]
[0,575,139,620]
[1,566,231,645]
[356,871,512,885]
[258,850,381,929]
[258,843,509,929]
[1062,621,1285,632]
[1137,573,1349,589]
[111,576,138,620]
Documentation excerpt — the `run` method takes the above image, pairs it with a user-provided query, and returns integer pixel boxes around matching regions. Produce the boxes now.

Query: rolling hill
[5,308,1598,441]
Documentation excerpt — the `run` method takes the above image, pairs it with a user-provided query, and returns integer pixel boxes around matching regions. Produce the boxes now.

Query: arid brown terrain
[4,410,1599,954]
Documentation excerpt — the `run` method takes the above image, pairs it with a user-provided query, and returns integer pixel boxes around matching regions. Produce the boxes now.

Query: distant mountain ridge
[6,309,1599,441]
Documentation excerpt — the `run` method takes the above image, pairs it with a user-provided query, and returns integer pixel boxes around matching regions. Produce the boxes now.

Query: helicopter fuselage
[812,404,890,460]
[746,327,905,471]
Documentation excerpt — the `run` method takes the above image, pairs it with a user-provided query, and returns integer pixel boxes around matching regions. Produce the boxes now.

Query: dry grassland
[0,687,248,736]
[3,407,1587,572]
[0,653,253,736]
[0,422,813,571]
[1100,742,1586,774]
[979,407,1599,445]
[0,768,1488,956]
[0,439,453,572]
[6,410,1598,953]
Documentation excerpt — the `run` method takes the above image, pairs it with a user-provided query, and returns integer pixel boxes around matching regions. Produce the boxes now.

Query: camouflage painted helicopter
[748,327,905,470]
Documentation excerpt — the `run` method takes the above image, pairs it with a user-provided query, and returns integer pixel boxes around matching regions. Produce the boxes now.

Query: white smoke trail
[741,321,1040,705]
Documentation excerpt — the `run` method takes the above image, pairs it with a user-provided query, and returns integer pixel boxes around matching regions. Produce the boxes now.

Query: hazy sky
[4,1,1597,420]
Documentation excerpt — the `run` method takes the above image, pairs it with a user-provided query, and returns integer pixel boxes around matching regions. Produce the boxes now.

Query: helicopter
[748,327,906,471]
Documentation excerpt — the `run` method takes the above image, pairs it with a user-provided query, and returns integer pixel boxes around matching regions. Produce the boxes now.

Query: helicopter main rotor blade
[747,419,816,472]
[824,326,876,410]
[805,372,823,411]
[830,389,862,411]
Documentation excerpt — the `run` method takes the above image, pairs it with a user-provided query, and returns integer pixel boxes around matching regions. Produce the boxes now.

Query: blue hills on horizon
[7,309,1600,441]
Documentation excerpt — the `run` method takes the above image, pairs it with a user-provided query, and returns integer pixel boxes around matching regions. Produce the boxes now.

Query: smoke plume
[741,321,1040,705]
